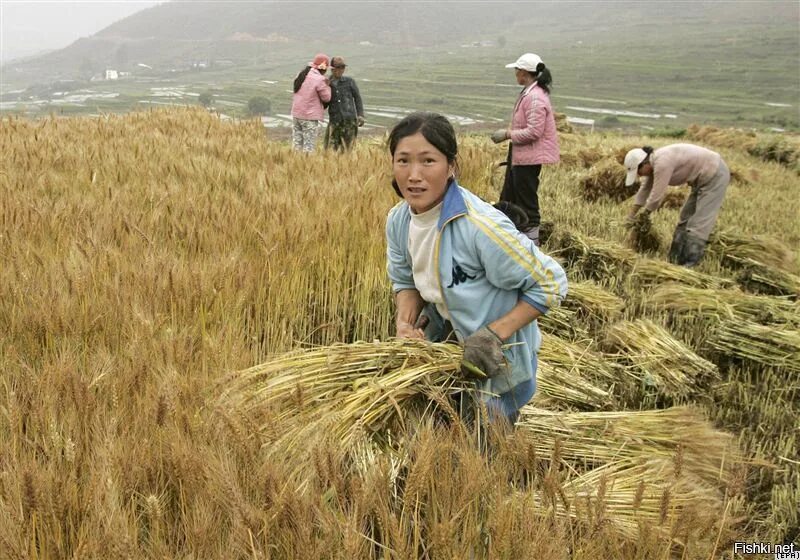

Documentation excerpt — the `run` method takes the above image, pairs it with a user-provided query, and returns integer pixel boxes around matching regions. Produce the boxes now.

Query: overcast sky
[1,0,162,62]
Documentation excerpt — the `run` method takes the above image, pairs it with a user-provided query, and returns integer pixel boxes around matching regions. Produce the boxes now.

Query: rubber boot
[668,227,687,264]
[524,226,540,247]
[679,234,707,268]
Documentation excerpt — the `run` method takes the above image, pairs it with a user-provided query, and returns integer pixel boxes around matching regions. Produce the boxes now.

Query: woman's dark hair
[388,112,458,197]
[529,62,553,94]
[293,66,312,93]
[639,146,654,169]
[388,112,458,162]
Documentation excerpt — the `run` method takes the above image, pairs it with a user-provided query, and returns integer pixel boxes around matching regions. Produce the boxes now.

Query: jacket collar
[438,179,468,230]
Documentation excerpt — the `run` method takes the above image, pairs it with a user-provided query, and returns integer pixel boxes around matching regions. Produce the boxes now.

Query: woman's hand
[396,321,426,339]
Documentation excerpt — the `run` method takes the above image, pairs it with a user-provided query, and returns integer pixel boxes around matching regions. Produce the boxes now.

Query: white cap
[505,53,543,72]
[624,148,648,187]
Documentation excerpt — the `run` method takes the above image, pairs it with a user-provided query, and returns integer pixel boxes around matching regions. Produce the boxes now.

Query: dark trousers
[324,120,358,151]
[500,146,541,229]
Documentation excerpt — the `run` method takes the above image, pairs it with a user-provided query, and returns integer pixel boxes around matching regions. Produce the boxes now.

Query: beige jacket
[635,144,722,211]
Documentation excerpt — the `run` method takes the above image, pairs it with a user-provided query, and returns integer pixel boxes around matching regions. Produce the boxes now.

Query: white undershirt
[407,202,449,319]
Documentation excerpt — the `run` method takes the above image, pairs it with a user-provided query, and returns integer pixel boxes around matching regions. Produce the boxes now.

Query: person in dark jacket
[324,56,365,151]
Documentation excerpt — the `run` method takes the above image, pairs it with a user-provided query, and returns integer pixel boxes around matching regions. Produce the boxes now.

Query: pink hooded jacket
[509,83,560,166]
[291,68,331,121]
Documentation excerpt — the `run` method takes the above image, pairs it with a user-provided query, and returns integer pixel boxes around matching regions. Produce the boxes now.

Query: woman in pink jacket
[491,53,560,246]
[291,53,332,153]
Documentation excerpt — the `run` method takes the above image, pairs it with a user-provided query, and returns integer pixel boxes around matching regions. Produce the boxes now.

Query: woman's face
[514,67,527,85]
[392,132,454,214]
[638,161,653,176]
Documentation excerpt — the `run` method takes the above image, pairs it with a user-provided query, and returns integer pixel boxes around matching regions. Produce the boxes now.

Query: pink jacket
[509,83,560,166]
[291,68,331,121]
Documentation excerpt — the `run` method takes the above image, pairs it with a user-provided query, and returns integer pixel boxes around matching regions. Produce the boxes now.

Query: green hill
[2,1,798,130]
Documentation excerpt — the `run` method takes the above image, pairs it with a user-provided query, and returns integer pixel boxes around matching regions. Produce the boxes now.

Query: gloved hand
[625,208,649,228]
[462,326,507,378]
[490,129,508,144]
[357,116,365,127]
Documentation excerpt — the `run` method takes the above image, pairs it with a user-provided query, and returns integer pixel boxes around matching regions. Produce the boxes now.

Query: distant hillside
[7,1,798,84]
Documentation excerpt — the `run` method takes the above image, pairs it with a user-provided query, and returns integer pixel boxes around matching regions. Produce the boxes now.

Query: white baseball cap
[505,53,543,72]
[624,148,648,187]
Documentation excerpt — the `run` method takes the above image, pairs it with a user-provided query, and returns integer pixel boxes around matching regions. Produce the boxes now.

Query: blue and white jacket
[386,180,568,416]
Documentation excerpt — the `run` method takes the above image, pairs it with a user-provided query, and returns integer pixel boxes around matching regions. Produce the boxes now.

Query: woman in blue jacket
[385,112,568,424]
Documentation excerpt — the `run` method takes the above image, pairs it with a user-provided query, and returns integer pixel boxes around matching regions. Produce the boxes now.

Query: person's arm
[395,289,426,339]
[386,205,423,338]
[459,216,566,378]
[644,161,672,212]
[629,175,653,219]
[470,213,568,329]
[508,91,546,146]
[488,299,542,341]
[317,76,331,104]
[351,79,364,118]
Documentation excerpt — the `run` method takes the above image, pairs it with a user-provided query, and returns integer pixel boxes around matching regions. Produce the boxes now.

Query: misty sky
[1,0,162,62]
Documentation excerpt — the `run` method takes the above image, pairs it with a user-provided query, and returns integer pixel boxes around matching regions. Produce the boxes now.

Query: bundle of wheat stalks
[735,260,800,299]
[535,336,617,410]
[516,406,738,485]
[632,258,736,290]
[549,231,636,281]
[514,408,741,543]
[564,280,625,321]
[706,320,800,373]
[580,159,634,202]
[710,230,795,270]
[659,188,689,209]
[218,340,474,447]
[626,211,662,254]
[538,280,623,340]
[646,282,800,326]
[604,319,719,399]
[220,338,741,548]
[538,304,590,340]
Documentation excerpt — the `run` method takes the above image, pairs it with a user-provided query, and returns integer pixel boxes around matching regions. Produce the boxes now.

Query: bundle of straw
[604,320,719,398]
[626,212,662,254]
[706,321,800,374]
[710,230,794,271]
[516,406,739,485]
[645,282,800,326]
[549,231,636,281]
[631,258,736,290]
[506,457,731,546]
[218,340,473,446]
[559,457,729,543]
[538,305,590,340]
[534,360,615,411]
[554,112,574,134]
[659,189,688,210]
[728,166,754,186]
[580,159,635,202]
[539,335,622,388]
[577,147,605,168]
[735,260,800,299]
[562,280,625,324]
[685,124,756,151]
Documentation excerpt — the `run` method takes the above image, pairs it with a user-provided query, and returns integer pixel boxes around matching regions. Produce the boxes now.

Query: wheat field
[0,108,798,559]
